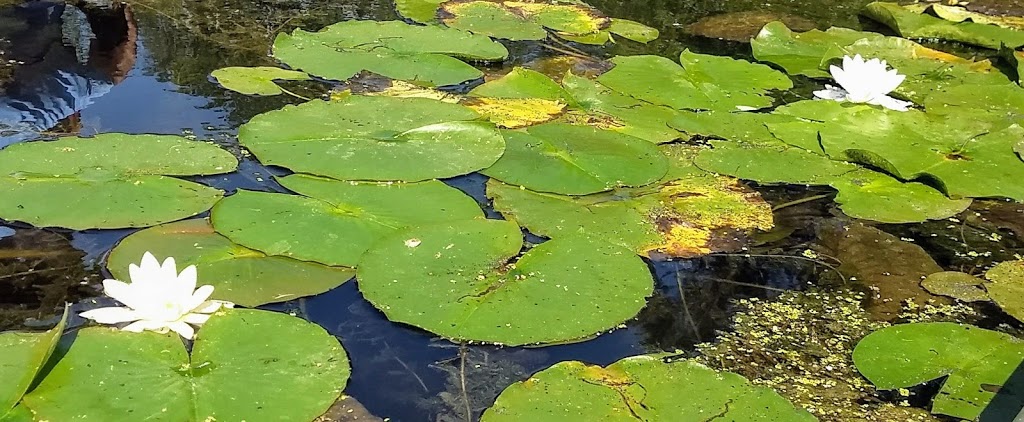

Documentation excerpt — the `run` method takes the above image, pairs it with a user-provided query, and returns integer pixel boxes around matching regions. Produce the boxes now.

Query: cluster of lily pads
[3,0,1024,420]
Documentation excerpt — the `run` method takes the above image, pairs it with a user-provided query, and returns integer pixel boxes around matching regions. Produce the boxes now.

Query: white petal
[158,256,182,286]
[167,321,196,340]
[184,285,216,312]
[102,279,138,305]
[876,70,906,95]
[80,307,141,324]
[129,252,161,286]
[183,313,211,325]
[814,85,848,101]
[122,319,171,333]
[870,95,912,112]
[176,265,199,301]
[192,300,225,314]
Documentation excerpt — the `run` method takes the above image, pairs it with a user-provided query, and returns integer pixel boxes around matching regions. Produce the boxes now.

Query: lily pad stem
[278,86,312,101]
[771,193,833,212]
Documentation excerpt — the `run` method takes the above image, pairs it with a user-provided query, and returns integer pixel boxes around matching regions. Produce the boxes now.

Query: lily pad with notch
[862,1,1024,50]
[21,309,349,422]
[487,171,774,258]
[107,219,355,307]
[596,51,793,112]
[440,0,609,41]
[356,218,654,345]
[210,66,310,96]
[853,322,1024,420]
[0,134,236,230]
[272,20,508,87]
[238,96,506,182]
[211,174,483,268]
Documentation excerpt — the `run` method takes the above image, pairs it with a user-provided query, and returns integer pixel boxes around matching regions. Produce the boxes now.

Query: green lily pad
[107,219,355,307]
[357,219,653,345]
[921,271,991,302]
[481,355,816,421]
[0,134,235,230]
[606,18,659,43]
[863,2,1024,50]
[212,174,482,267]
[395,0,445,23]
[772,100,1024,201]
[238,96,506,182]
[597,51,792,112]
[985,260,1024,322]
[694,139,969,223]
[0,406,31,422]
[441,1,549,40]
[273,20,508,87]
[0,309,66,418]
[488,172,773,257]
[468,68,682,143]
[561,73,683,143]
[853,322,1024,420]
[752,22,1010,102]
[210,66,310,96]
[752,21,881,78]
[924,83,1024,131]
[23,309,349,422]
[694,140,858,185]
[830,169,973,223]
[468,67,576,105]
[481,123,668,195]
[823,36,1011,103]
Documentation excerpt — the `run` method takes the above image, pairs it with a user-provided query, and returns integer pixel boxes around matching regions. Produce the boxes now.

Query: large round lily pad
[481,355,816,421]
[597,51,793,112]
[481,123,668,195]
[107,219,354,307]
[238,96,506,182]
[273,20,508,87]
[488,173,773,258]
[0,310,66,418]
[212,174,482,267]
[357,218,654,345]
[863,2,1024,50]
[22,309,349,422]
[853,322,1024,421]
[0,134,235,230]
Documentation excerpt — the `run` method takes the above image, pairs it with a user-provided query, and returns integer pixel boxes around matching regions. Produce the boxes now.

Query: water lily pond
[3,0,1024,420]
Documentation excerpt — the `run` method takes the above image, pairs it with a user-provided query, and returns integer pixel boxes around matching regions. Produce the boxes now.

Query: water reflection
[0,1,136,146]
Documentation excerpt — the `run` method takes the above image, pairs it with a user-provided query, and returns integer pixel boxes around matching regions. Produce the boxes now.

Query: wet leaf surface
[238,96,506,182]
[272,20,508,87]
[481,122,668,195]
[863,1,1024,49]
[23,309,350,421]
[357,219,653,345]
[0,309,65,417]
[212,174,482,267]
[0,134,235,230]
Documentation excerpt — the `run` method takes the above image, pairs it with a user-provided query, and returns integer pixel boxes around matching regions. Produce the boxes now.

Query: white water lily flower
[813,54,912,112]
[80,252,233,340]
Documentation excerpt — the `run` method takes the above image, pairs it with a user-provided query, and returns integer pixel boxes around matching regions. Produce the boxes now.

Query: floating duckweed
[696,289,965,421]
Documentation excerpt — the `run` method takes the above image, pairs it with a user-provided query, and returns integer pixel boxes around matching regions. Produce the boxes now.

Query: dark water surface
[5,0,1019,420]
